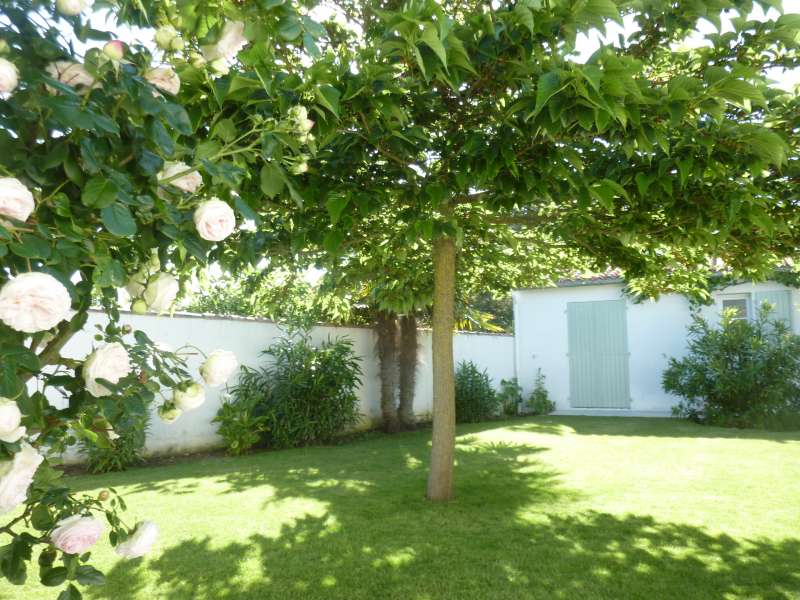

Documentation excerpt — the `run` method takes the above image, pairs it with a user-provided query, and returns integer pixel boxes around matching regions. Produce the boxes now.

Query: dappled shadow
[87,434,800,599]
[90,501,800,600]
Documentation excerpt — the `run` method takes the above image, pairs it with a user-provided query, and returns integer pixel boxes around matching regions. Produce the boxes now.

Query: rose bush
[0,0,323,596]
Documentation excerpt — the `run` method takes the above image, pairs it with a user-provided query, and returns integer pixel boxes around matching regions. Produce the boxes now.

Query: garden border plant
[663,305,800,430]
[216,333,363,454]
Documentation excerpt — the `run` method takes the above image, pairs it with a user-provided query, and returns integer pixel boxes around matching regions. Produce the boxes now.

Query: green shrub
[455,361,499,423]
[498,378,523,416]
[526,369,555,415]
[663,306,800,429]
[217,334,363,452]
[213,391,268,455]
[80,413,150,473]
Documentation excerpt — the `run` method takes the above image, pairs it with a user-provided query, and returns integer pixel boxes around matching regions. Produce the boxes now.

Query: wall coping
[90,309,514,337]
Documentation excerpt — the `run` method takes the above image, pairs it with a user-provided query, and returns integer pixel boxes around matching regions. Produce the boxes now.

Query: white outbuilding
[512,275,798,416]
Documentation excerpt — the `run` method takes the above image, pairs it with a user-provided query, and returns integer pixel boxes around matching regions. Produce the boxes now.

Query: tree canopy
[0,0,798,595]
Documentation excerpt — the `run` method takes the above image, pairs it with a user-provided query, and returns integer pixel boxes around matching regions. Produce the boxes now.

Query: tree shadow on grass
[87,439,800,600]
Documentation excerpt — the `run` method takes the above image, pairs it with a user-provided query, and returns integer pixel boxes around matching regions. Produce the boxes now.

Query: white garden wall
[50,312,514,462]
[512,280,800,416]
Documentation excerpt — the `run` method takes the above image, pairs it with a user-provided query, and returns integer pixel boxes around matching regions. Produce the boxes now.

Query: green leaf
[260,163,285,198]
[634,172,654,196]
[211,118,237,143]
[30,504,54,530]
[743,128,787,166]
[82,177,118,208]
[420,24,447,68]
[148,120,175,156]
[534,72,562,114]
[57,583,82,600]
[582,0,622,26]
[234,196,260,224]
[326,195,349,225]
[75,565,105,586]
[100,203,137,237]
[10,234,50,259]
[323,230,344,253]
[41,566,68,587]
[316,85,341,117]
[278,16,302,40]
[514,5,535,34]
[1,345,41,372]
[0,361,23,398]
[303,33,321,58]
[714,78,765,107]
[161,103,193,135]
[412,45,427,79]
[93,256,127,287]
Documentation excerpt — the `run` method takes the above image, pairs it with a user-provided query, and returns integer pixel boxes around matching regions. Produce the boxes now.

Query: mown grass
[2,416,799,599]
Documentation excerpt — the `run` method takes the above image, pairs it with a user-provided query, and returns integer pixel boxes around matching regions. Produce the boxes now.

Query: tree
[277,0,800,500]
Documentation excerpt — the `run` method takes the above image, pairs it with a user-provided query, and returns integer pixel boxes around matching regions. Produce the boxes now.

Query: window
[721,296,749,321]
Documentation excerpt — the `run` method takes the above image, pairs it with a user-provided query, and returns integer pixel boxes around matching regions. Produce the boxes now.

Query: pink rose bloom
[193,199,236,242]
[50,515,104,555]
[0,272,72,333]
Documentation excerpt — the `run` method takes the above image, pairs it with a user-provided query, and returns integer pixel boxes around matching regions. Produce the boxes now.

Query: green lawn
[3,417,800,600]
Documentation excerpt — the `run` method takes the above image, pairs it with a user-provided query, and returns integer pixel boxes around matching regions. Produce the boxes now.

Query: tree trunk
[398,313,418,429]
[427,236,456,502]
[375,310,400,432]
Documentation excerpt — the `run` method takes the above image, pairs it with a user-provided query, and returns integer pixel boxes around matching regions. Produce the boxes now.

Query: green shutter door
[567,299,630,408]
[753,290,793,326]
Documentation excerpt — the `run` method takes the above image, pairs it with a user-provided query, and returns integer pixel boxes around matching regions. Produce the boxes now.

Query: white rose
[202,21,247,63]
[115,520,158,559]
[200,350,238,387]
[83,342,131,398]
[145,67,180,95]
[0,177,34,222]
[173,382,205,411]
[157,162,202,193]
[46,61,96,91]
[0,443,43,515]
[56,0,89,17]
[158,404,181,424]
[0,59,19,94]
[0,272,72,333]
[0,398,25,444]
[193,199,236,242]
[143,273,179,314]
[50,515,104,555]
